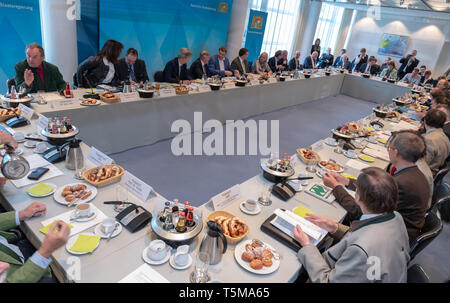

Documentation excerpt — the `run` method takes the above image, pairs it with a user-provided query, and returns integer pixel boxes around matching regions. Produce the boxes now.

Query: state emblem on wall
[250,16,263,30]
[218,2,228,13]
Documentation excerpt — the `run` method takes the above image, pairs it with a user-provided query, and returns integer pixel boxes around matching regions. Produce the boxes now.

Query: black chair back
[407,264,430,283]
[6,78,16,93]
[437,197,450,223]
[409,212,443,260]
[72,72,79,89]
[433,162,450,189]
[154,70,164,82]
[430,183,450,213]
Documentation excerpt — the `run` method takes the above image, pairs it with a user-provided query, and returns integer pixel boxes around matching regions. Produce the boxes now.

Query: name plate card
[209,184,242,210]
[87,147,114,166]
[159,88,176,98]
[310,141,324,152]
[18,103,34,120]
[223,82,236,89]
[198,85,211,93]
[120,171,153,202]
[250,79,260,86]
[37,114,49,131]
[53,98,77,109]
[119,92,140,101]
[268,77,277,84]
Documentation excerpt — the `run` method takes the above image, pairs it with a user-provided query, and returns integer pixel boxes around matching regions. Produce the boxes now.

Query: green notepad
[309,184,330,197]
[70,234,101,253]
[26,183,55,196]
[40,221,73,235]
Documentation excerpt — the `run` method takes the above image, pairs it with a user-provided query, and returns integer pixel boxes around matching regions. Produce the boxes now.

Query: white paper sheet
[119,264,170,283]
[362,147,390,162]
[40,204,107,236]
[345,159,370,171]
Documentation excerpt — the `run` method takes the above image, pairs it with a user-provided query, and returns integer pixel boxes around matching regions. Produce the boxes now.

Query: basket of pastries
[0,107,21,122]
[99,92,120,103]
[82,164,125,187]
[207,210,249,244]
[296,148,321,165]
[175,86,190,95]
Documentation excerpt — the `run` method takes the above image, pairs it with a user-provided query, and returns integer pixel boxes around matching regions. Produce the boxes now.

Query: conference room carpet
[110,93,450,282]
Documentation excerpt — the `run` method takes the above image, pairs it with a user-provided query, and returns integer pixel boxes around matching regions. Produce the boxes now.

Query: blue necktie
[129,65,136,82]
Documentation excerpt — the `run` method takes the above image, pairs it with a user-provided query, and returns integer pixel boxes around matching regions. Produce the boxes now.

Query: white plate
[317,161,344,173]
[53,183,97,206]
[344,151,357,159]
[26,182,57,198]
[142,246,171,265]
[70,208,97,223]
[24,140,37,148]
[169,254,192,270]
[80,100,101,106]
[239,202,262,215]
[94,222,122,239]
[234,240,280,275]
[65,232,100,255]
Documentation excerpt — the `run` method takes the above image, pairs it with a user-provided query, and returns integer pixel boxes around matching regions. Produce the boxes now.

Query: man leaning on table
[0,132,70,283]
[116,48,149,84]
[303,51,319,70]
[190,50,212,80]
[231,48,249,76]
[294,167,409,283]
[401,67,421,85]
[14,43,67,94]
[208,46,238,78]
[323,131,430,244]
[163,48,193,84]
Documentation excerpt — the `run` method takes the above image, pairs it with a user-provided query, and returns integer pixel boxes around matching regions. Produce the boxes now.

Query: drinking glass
[114,185,129,212]
[334,140,344,154]
[191,252,210,283]
[258,183,272,206]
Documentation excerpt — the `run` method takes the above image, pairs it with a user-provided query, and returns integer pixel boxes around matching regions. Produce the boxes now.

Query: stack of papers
[362,147,390,162]
[345,159,370,171]
[119,264,170,283]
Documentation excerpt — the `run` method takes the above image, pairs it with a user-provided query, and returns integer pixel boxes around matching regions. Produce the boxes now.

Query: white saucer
[94,222,122,239]
[13,137,25,143]
[142,246,171,265]
[239,201,262,215]
[169,254,192,270]
[70,209,97,222]
[65,232,100,255]
[24,140,37,148]
[344,151,357,159]
[14,148,23,155]
[325,140,338,147]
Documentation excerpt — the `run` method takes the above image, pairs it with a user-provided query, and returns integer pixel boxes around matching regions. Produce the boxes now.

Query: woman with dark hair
[311,38,321,57]
[294,167,410,282]
[76,40,124,88]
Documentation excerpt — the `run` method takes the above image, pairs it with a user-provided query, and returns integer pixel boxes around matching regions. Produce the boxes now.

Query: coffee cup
[327,137,337,145]
[35,142,48,153]
[345,149,356,158]
[174,245,189,267]
[13,132,25,141]
[101,218,116,234]
[147,240,168,261]
[244,199,257,211]
[75,203,91,218]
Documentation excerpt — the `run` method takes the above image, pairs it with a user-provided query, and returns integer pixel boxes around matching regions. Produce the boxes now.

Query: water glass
[258,183,272,206]
[114,185,129,212]
[191,252,210,283]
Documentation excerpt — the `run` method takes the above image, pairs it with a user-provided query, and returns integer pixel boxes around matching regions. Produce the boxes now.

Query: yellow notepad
[26,183,55,196]
[293,205,315,218]
[40,221,73,235]
[70,234,101,253]
[341,173,356,180]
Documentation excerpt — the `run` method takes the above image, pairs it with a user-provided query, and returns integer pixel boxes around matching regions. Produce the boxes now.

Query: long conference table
[0,72,418,283]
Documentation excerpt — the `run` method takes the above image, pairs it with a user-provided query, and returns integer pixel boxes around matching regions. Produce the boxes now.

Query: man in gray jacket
[423,109,450,175]
[294,167,410,283]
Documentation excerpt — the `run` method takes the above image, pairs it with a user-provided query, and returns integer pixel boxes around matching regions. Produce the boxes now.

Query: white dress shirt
[102,57,115,84]
[219,58,225,71]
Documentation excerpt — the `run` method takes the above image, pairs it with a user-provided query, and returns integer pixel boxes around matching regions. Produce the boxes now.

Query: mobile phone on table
[27,167,50,180]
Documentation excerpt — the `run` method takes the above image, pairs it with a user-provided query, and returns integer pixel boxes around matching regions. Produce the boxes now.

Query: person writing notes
[163,48,193,84]
[116,48,149,84]
[303,51,319,69]
[253,52,273,75]
[231,48,250,76]
[208,46,238,78]
[268,50,286,73]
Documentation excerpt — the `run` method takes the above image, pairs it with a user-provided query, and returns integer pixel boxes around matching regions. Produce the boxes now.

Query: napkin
[26,183,55,196]
[293,205,315,218]
[70,234,101,253]
[40,221,73,234]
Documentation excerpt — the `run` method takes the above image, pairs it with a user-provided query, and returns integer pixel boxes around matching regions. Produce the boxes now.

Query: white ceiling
[321,0,450,12]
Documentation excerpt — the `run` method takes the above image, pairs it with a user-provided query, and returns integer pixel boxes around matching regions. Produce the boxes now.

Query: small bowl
[304,74,311,79]
[137,89,154,98]
[209,83,221,91]
[373,108,388,118]
[362,74,370,78]
[235,80,246,87]
[325,72,331,76]
[278,76,286,82]
[387,79,396,83]
[339,70,344,74]
[393,99,406,107]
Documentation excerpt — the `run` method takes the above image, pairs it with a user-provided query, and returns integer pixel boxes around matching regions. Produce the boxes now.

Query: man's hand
[305,213,339,233]
[24,69,34,88]
[37,221,70,258]
[322,172,341,189]
[224,70,233,76]
[0,177,7,191]
[329,172,350,186]
[234,70,240,78]
[18,202,46,221]
[0,130,18,151]
[277,65,285,70]
[293,225,311,246]
[0,261,9,283]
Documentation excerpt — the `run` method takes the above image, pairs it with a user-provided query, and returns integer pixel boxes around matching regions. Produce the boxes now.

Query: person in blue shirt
[208,46,238,78]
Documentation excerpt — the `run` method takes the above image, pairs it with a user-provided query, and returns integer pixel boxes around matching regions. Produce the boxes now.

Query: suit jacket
[380,67,397,79]
[443,122,450,142]
[289,57,303,71]
[116,58,149,83]
[333,165,430,244]
[303,56,318,69]
[318,53,334,68]
[297,212,409,282]
[419,76,434,86]
[423,128,450,175]
[336,59,352,71]
[76,56,121,88]
[14,60,66,93]
[268,56,281,73]
[359,63,380,75]
[351,54,368,72]
[230,57,249,75]
[399,55,419,77]
[208,54,233,77]
[163,57,192,83]
[190,58,211,79]
[333,55,342,67]
[310,45,321,57]
[0,212,50,283]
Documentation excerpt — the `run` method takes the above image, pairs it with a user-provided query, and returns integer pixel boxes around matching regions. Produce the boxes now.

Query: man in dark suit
[323,131,430,244]
[333,49,346,68]
[116,48,149,84]
[436,105,450,141]
[163,48,193,84]
[190,50,212,79]
[268,50,286,73]
[318,47,334,68]
[336,55,352,71]
[231,48,249,76]
[351,48,368,72]
[359,57,380,75]
[398,50,419,80]
[303,51,319,69]
[289,51,303,71]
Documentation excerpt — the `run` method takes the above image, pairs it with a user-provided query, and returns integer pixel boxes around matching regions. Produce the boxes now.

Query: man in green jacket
[14,43,67,94]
